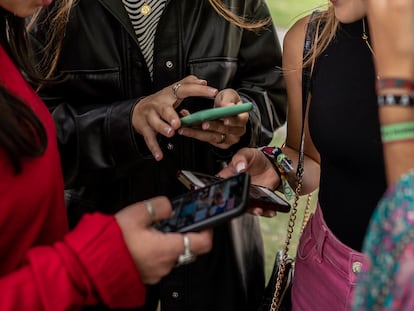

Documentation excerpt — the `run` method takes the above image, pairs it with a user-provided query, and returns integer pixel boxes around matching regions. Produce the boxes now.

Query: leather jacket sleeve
[43,95,147,188]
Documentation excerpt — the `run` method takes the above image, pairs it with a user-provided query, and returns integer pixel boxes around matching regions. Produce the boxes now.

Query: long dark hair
[0,8,47,174]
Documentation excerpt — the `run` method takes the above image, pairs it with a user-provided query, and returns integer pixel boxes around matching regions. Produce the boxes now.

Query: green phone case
[180,102,253,127]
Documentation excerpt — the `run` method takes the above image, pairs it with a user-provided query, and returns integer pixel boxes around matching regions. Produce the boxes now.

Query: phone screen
[177,170,291,213]
[157,172,250,233]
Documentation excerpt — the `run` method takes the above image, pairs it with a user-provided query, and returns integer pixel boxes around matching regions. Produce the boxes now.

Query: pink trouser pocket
[291,205,366,311]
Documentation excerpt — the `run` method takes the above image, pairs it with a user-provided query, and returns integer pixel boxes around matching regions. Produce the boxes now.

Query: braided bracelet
[377,78,414,91]
[259,146,294,200]
[378,94,414,107]
[381,121,414,143]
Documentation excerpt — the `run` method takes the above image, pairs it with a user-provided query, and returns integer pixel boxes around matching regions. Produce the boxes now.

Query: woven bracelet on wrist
[378,94,414,107]
[381,121,414,143]
[259,146,294,200]
[377,78,414,91]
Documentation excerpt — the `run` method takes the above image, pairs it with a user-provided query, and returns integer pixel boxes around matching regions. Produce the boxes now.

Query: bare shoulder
[283,15,311,66]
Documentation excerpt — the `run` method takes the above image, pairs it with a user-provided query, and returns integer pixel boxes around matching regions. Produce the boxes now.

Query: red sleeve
[0,213,146,310]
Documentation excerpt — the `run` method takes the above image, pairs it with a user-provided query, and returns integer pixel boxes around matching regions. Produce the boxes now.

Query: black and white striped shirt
[122,0,167,79]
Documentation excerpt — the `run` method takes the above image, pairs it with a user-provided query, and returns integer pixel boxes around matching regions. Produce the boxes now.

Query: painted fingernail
[236,162,246,172]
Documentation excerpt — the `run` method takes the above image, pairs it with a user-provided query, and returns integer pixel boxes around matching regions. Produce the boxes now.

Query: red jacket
[0,45,146,310]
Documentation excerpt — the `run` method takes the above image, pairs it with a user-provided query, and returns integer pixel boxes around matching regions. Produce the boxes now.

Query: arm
[367,0,414,185]
[0,198,212,310]
[218,15,322,210]
[0,214,145,310]
[279,15,320,194]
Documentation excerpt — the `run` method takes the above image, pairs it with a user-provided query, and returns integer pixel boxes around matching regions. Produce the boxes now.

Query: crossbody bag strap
[270,11,323,311]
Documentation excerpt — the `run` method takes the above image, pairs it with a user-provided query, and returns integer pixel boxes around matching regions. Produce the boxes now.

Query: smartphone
[180,102,253,127]
[156,172,250,233]
[177,170,291,213]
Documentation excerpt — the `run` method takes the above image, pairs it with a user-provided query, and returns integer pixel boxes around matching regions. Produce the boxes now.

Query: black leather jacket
[31,1,286,310]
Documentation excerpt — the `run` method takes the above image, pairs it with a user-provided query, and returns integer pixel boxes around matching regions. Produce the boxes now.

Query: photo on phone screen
[156,172,250,233]
[177,170,291,213]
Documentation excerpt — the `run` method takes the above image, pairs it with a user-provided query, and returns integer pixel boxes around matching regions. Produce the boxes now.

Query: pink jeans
[292,205,367,311]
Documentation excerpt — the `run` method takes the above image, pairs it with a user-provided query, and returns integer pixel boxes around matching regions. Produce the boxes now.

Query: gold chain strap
[269,177,305,310]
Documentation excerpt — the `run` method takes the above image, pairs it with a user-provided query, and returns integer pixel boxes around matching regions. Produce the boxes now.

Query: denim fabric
[292,205,367,311]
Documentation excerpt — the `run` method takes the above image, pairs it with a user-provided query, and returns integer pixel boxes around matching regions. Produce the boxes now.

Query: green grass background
[267,0,327,29]
[259,0,328,282]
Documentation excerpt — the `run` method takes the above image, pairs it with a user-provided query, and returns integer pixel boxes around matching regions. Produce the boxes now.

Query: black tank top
[308,19,386,251]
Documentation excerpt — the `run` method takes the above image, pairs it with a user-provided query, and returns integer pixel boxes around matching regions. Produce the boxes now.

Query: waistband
[306,204,367,285]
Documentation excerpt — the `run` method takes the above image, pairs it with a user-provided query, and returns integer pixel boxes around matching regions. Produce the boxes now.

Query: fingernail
[178,129,184,135]
[209,88,218,96]
[236,162,246,172]
[154,152,161,161]
[171,119,179,128]
[165,127,172,135]
[268,211,276,218]
[202,122,210,130]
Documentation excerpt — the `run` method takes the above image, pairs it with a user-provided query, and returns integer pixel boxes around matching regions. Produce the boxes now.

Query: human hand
[178,88,249,149]
[115,197,213,284]
[218,147,279,188]
[218,147,280,216]
[132,75,218,161]
[366,0,414,78]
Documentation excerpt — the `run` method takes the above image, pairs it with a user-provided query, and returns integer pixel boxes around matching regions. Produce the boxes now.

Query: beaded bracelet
[381,121,414,143]
[259,146,294,200]
[377,78,414,91]
[378,94,414,107]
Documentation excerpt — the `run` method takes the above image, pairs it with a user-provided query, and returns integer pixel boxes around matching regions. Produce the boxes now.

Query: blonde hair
[29,0,270,80]
[303,5,339,68]
[207,0,270,30]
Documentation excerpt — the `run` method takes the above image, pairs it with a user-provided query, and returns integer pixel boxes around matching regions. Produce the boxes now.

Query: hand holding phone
[177,170,291,214]
[155,173,250,233]
[180,102,253,127]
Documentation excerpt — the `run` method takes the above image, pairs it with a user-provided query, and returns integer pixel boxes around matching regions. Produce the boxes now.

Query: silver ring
[144,200,155,222]
[172,83,182,100]
[217,133,226,144]
[176,235,196,267]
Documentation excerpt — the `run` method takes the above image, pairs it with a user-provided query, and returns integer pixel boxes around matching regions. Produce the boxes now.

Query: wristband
[259,146,294,200]
[381,121,414,143]
[377,78,414,91]
[378,94,414,107]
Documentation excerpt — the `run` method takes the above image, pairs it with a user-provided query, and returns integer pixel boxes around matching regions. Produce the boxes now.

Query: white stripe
[122,0,167,79]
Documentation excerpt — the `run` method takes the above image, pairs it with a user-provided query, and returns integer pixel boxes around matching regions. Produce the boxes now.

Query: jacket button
[165,60,174,69]
[172,291,179,298]
[167,143,174,150]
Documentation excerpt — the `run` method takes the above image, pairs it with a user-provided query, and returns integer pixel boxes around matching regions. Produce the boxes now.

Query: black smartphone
[177,170,291,213]
[156,172,250,233]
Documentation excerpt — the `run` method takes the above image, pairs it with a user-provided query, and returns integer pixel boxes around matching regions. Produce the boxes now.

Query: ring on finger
[144,200,155,223]
[176,235,196,267]
[172,83,182,100]
[216,133,226,144]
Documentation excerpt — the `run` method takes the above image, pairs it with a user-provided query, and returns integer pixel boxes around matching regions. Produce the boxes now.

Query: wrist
[258,146,295,199]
